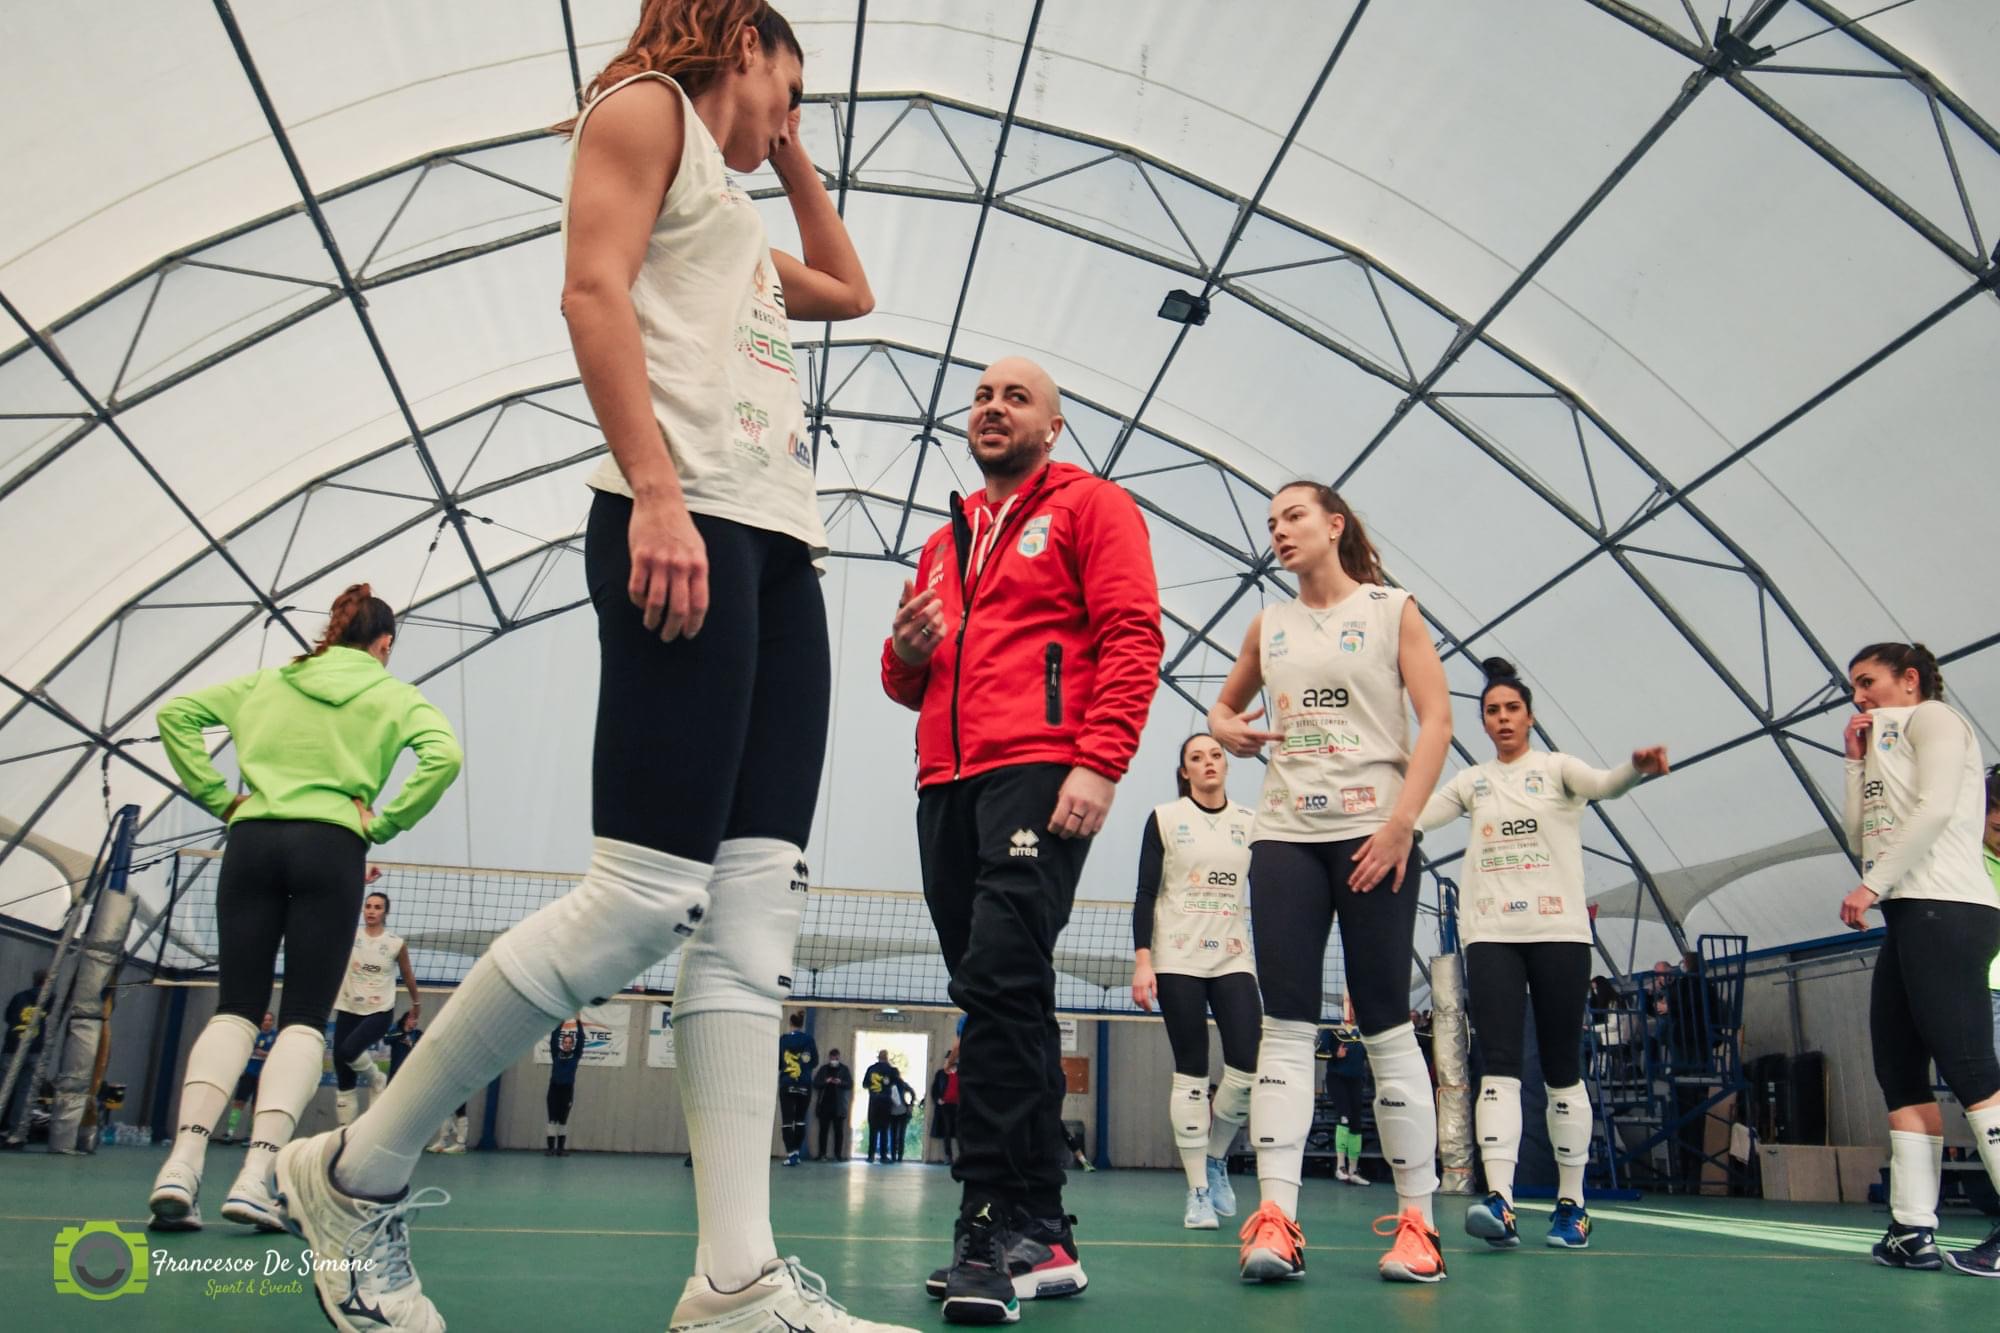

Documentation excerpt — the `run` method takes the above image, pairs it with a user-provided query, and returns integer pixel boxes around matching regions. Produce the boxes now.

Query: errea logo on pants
[1009,829,1040,858]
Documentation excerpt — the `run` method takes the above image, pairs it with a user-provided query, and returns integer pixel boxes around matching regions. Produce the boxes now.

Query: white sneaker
[1205,1155,1237,1217]
[365,1063,389,1094]
[275,1130,451,1332]
[1184,1186,1219,1230]
[149,1158,202,1231]
[668,1257,919,1332]
[439,1141,466,1156]
[221,1169,288,1232]
[1333,1166,1353,1184]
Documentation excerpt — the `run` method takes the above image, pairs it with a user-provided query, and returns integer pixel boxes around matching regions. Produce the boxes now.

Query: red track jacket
[881,463,1164,788]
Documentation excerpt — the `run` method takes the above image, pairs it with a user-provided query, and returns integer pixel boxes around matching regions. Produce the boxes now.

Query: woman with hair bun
[147,583,461,1234]
[1841,642,2000,1278]
[1417,657,1666,1252]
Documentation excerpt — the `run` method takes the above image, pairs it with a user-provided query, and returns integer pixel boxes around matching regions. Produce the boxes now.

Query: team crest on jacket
[1018,515,1052,557]
[1338,628,1364,653]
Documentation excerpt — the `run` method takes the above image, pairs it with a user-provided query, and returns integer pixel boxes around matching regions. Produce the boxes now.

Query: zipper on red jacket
[945,469,1052,781]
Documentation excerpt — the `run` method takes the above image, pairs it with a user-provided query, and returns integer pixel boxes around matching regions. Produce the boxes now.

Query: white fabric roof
[4,0,1997,973]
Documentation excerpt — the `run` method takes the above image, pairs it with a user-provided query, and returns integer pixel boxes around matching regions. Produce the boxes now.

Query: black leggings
[1464,940,1592,1087]
[332,1008,393,1090]
[1871,898,2000,1111]
[547,1081,576,1126]
[215,820,367,1029]
[585,494,830,859]
[1156,971,1262,1075]
[1249,837,1424,1033]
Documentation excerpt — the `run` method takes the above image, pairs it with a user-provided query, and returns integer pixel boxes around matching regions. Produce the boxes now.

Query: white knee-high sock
[1208,1065,1253,1162]
[1888,1130,1943,1229]
[337,953,566,1198]
[334,1090,358,1127]
[1171,1073,1210,1190]
[1475,1076,1523,1204]
[1546,1083,1592,1203]
[1363,1023,1439,1227]
[1250,1018,1317,1219]
[167,1014,257,1175]
[236,1024,323,1190]
[1966,1104,2000,1196]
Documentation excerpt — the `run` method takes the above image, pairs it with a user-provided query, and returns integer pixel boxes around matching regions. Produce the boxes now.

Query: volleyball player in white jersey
[1209,481,1453,1285]
[1131,734,1260,1230]
[1841,642,2000,1277]
[1418,658,1666,1250]
[330,885,421,1129]
[275,6,902,1332]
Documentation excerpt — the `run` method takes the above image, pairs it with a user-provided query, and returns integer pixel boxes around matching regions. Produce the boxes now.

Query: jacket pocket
[1045,642,1064,727]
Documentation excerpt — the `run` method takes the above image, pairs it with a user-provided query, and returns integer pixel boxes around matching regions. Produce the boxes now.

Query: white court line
[1588,1208,1880,1253]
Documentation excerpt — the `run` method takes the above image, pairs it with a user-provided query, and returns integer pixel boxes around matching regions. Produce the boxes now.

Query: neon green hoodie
[157,646,462,845]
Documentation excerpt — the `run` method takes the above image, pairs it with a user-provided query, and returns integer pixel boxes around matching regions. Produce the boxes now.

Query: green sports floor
[4,1146,1994,1330]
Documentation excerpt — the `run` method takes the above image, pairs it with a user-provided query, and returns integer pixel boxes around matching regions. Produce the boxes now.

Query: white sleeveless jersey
[338,930,404,1016]
[1855,702,1992,907]
[1149,797,1258,978]
[1424,752,1638,945]
[566,74,824,554]
[1253,587,1412,842]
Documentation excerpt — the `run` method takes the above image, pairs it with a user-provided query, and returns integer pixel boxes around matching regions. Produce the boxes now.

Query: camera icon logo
[52,1220,150,1301]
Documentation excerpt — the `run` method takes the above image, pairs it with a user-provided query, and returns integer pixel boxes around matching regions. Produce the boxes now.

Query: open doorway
[850,1028,930,1162]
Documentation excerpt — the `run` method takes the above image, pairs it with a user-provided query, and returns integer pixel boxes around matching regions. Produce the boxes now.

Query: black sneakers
[939,1202,1019,1325]
[1944,1221,2000,1278]
[1871,1221,1942,1270]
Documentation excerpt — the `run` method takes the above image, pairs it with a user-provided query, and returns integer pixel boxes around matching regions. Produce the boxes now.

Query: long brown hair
[1275,480,1386,586]
[557,0,801,133]
[295,584,396,664]
[1848,641,1944,701]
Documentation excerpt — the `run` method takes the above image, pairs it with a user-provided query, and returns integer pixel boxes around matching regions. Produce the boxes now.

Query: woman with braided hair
[147,583,461,1234]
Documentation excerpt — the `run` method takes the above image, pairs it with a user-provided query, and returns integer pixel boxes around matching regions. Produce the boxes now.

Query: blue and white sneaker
[1546,1198,1592,1249]
[1184,1186,1218,1230]
[1205,1155,1237,1218]
[1942,1222,1999,1277]
[148,1159,203,1232]
[275,1130,451,1332]
[1464,1191,1519,1248]
[1871,1221,1941,1270]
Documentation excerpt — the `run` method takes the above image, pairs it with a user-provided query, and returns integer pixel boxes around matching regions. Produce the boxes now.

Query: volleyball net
[144,848,1422,1020]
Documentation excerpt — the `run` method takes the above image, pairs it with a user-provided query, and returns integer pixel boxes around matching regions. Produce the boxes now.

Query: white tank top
[339,930,403,1016]
[1859,701,1992,906]
[1150,797,1257,979]
[1254,587,1412,842]
[565,73,823,554]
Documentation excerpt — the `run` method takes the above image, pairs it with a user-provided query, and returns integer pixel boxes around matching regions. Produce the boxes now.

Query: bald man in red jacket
[884,355,1162,1315]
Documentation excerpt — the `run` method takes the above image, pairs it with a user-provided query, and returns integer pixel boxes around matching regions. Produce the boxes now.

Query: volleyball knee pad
[252,1026,325,1132]
[185,1013,259,1095]
[1213,1064,1253,1126]
[671,838,808,1020]
[494,837,713,1018]
[1545,1083,1592,1168]
[1170,1073,1209,1152]
[1249,1018,1317,1181]
[1476,1075,1523,1165]
[1363,1023,1439,1194]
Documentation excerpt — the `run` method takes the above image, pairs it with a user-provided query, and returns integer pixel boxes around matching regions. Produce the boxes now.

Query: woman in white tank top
[330,878,420,1128]
[1206,482,1454,1287]
[1840,641,2000,1277]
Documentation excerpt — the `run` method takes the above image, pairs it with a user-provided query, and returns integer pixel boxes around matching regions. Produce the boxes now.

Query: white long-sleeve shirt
[1421,751,1641,945]
[1844,700,1992,907]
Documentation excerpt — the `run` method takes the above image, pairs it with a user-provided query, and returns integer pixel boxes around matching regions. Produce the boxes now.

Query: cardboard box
[1759,1144,1840,1202]
[1700,1092,1738,1195]
[1836,1145,1887,1204]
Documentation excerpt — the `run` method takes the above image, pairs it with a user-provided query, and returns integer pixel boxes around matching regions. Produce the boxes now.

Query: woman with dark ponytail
[1130,733,1260,1230]
[1417,657,1666,1252]
[1841,642,2000,1277]
[1208,481,1454,1286]
[148,584,460,1235]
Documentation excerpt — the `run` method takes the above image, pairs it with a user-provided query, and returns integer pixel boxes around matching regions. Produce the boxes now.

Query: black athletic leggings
[1871,898,2000,1111]
[332,1008,393,1091]
[585,494,830,859]
[215,820,367,1029]
[1464,940,1592,1087]
[1155,971,1262,1076]
[1249,837,1424,1033]
[547,1082,576,1126]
